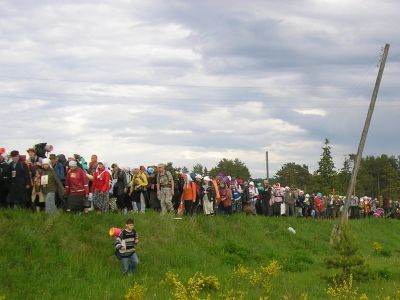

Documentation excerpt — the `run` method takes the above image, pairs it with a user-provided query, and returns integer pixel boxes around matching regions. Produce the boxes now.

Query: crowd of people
[1,144,399,219]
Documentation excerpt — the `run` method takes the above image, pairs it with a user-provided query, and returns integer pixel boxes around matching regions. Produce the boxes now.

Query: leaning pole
[340,43,390,223]
[331,44,390,241]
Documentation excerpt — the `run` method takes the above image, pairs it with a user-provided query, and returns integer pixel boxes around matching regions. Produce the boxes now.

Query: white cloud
[160,129,193,135]
[210,129,234,134]
[0,0,399,178]
[293,109,327,116]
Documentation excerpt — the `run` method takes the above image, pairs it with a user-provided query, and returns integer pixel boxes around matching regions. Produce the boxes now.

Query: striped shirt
[115,229,138,258]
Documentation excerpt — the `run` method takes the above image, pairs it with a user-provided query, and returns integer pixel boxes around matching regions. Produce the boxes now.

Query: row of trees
[167,158,251,182]
[166,139,399,199]
[275,139,400,199]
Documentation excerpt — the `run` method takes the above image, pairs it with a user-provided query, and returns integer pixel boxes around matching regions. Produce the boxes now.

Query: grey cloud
[1,0,399,178]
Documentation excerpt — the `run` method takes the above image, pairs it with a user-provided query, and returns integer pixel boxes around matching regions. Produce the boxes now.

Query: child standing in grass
[115,219,139,275]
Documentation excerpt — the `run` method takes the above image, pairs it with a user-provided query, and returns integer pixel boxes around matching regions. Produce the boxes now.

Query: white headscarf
[183,173,192,189]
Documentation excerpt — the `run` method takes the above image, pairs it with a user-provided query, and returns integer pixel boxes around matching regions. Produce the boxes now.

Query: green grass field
[0,210,399,299]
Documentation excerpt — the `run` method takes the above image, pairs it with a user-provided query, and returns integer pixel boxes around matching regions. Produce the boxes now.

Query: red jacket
[314,197,325,212]
[91,168,110,193]
[65,168,89,197]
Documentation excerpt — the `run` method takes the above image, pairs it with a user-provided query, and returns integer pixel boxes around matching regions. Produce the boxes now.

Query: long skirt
[203,199,214,215]
[67,195,85,212]
[93,190,109,212]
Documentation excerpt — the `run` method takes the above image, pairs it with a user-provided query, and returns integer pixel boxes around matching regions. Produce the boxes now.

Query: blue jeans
[121,253,139,274]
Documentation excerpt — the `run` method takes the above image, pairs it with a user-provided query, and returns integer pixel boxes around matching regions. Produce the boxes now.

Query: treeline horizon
[169,140,399,199]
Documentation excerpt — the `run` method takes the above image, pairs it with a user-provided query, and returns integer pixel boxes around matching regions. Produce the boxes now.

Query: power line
[0,93,397,109]
[0,66,397,90]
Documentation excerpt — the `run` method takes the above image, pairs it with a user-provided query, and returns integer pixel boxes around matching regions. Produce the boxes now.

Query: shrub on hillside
[325,224,369,282]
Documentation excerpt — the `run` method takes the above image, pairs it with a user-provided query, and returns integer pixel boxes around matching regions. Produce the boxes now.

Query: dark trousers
[272,202,281,216]
[116,194,129,209]
[261,200,271,216]
[350,206,359,219]
[332,207,340,218]
[184,200,193,215]
[148,190,160,210]
[286,203,295,216]
[0,189,8,208]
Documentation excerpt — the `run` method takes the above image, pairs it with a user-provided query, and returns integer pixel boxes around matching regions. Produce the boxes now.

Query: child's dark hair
[126,218,134,225]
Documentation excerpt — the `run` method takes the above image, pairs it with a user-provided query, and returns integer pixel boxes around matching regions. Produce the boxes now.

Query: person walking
[261,180,272,216]
[64,160,89,213]
[180,173,197,215]
[91,162,110,213]
[41,158,64,213]
[115,218,140,275]
[146,167,160,211]
[129,168,148,213]
[7,150,31,208]
[156,164,174,214]
[0,152,10,208]
[111,164,129,213]
[202,176,215,215]
[248,182,259,215]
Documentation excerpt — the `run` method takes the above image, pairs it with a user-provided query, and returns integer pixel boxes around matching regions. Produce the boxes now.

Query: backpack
[57,154,67,167]
[56,154,67,177]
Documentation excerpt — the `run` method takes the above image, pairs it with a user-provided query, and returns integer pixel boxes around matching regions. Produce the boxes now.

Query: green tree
[191,163,204,175]
[274,162,311,190]
[356,155,400,199]
[317,138,336,193]
[203,167,209,175]
[326,224,369,282]
[165,162,181,181]
[332,155,354,195]
[209,158,251,180]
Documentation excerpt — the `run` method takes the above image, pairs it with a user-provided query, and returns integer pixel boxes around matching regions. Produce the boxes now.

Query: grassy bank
[0,210,399,299]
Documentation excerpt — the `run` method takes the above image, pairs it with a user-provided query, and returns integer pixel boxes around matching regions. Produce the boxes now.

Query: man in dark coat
[0,153,10,207]
[111,164,128,211]
[7,150,31,208]
[261,180,272,216]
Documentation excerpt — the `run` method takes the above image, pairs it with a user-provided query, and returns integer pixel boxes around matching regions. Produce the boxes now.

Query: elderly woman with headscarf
[270,183,284,216]
[230,179,243,213]
[146,167,160,211]
[180,173,197,215]
[64,160,89,213]
[40,158,64,214]
[248,181,259,215]
[218,180,232,214]
[91,162,111,213]
[202,176,216,215]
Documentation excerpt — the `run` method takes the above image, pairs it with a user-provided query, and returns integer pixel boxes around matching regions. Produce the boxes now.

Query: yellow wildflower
[300,293,308,300]
[220,289,246,300]
[234,265,250,277]
[372,242,383,254]
[124,282,147,300]
[250,271,262,286]
[164,271,220,300]
[326,274,358,300]
[260,260,281,277]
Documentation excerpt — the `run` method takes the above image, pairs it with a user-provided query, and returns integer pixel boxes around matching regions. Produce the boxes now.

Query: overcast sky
[0,0,399,178]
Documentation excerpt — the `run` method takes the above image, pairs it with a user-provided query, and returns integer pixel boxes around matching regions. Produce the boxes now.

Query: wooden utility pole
[340,43,390,223]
